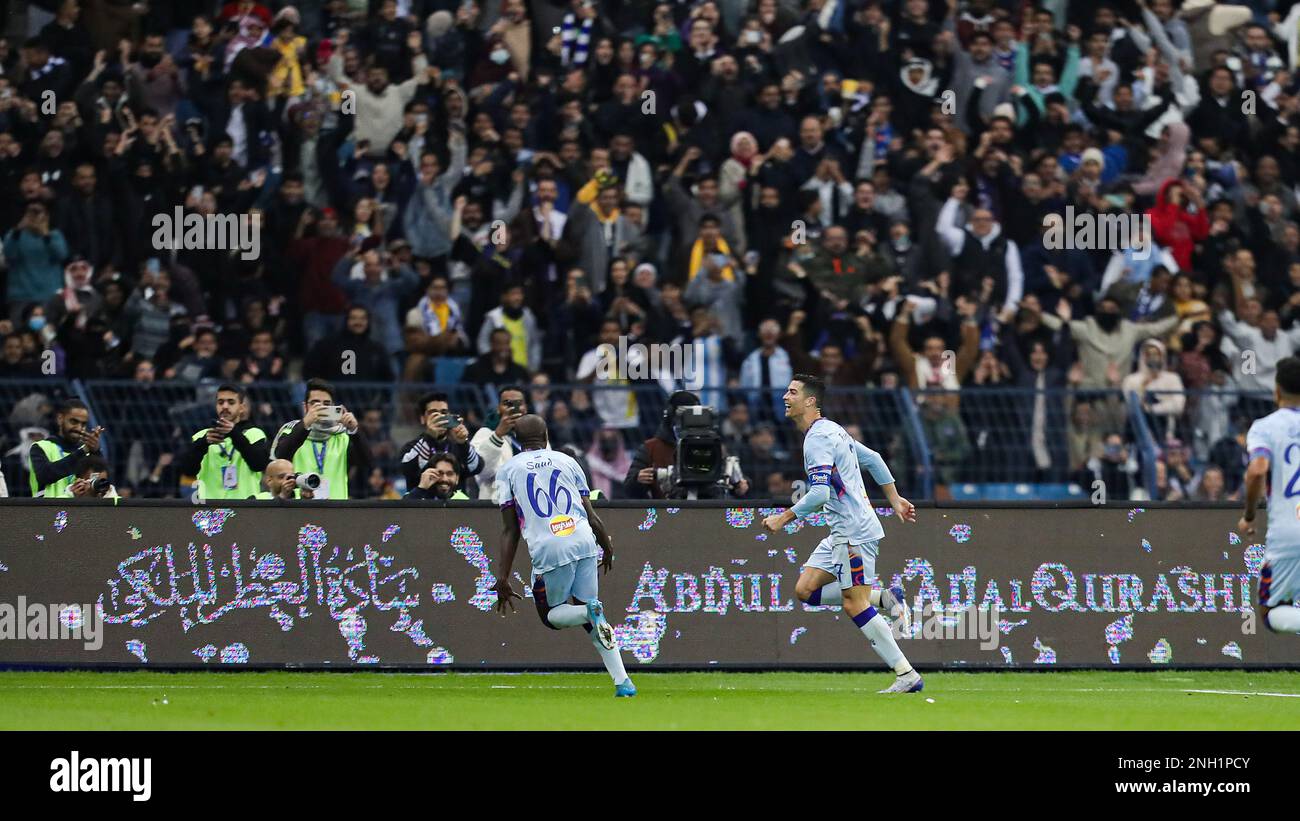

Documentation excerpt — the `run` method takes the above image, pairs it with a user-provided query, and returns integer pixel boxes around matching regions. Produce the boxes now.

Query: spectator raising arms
[0,0,1288,501]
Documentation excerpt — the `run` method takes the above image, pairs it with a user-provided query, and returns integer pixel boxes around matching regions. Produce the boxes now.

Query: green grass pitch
[2,670,1300,730]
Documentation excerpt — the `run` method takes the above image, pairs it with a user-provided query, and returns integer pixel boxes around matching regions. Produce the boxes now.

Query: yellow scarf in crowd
[269,35,307,98]
[688,237,736,282]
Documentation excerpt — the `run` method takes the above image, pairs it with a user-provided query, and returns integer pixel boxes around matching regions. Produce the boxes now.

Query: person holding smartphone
[5,201,69,323]
[271,378,369,499]
[398,391,482,494]
[469,385,528,500]
[180,383,271,500]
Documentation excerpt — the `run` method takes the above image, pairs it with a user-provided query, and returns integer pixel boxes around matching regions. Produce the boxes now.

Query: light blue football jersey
[1246,407,1300,560]
[496,448,601,573]
[802,418,885,544]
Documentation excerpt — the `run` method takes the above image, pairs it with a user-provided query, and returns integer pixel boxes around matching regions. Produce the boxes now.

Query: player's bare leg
[842,583,923,693]
[794,567,837,604]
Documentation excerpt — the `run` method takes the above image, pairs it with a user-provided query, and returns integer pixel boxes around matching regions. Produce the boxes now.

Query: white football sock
[545,604,589,628]
[1267,605,1300,632]
[809,583,842,606]
[591,630,629,685]
[854,606,912,675]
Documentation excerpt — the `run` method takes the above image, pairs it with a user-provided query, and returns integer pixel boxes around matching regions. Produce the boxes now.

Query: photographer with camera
[69,456,118,498]
[271,378,369,499]
[399,392,482,495]
[254,458,320,501]
[29,398,104,498]
[623,390,751,500]
[405,453,471,500]
[469,386,527,500]
[181,384,271,500]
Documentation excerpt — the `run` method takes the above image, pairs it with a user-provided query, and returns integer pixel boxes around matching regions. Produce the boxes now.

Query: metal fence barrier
[0,378,1275,501]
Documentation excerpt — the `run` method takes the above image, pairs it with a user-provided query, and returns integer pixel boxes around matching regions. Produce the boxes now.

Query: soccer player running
[762,374,923,693]
[493,414,636,697]
[1239,356,1300,637]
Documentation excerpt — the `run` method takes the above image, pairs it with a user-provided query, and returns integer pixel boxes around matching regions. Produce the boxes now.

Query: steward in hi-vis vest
[29,399,104,498]
[271,378,368,499]
[180,384,271,500]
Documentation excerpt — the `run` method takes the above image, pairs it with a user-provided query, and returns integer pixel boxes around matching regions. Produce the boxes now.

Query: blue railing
[1126,390,1160,499]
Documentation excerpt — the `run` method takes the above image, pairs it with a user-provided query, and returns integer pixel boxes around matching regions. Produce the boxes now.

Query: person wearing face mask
[1121,338,1187,442]
[125,33,184,117]
[883,219,946,291]
[1040,296,1180,391]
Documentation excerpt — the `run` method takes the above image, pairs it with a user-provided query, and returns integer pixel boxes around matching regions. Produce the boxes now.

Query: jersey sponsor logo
[549,515,576,536]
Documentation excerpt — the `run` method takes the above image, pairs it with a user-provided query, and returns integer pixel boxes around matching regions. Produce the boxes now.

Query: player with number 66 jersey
[492,414,636,697]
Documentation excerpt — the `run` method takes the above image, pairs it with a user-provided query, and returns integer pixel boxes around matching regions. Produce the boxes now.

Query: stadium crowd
[0,0,1294,502]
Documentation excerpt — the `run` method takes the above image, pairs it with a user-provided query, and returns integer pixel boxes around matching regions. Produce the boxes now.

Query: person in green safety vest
[271,378,368,499]
[180,383,271,500]
[29,398,104,498]
[405,453,470,500]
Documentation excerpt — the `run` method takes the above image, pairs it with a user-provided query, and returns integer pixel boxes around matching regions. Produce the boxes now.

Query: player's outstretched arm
[763,484,830,533]
[1240,456,1269,536]
[582,497,615,573]
[493,506,523,614]
[853,441,917,523]
[880,482,917,524]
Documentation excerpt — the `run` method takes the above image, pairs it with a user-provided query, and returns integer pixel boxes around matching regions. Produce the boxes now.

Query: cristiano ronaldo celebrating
[763,374,923,693]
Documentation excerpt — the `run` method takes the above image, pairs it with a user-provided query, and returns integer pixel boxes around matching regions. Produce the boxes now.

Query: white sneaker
[878,669,924,694]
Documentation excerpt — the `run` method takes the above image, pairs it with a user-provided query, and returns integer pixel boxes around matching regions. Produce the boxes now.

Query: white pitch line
[0,684,1204,691]
[2,683,1300,697]
[1185,689,1300,698]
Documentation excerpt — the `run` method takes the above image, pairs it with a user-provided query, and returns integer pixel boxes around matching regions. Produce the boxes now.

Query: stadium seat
[949,483,1086,501]
[434,357,473,385]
